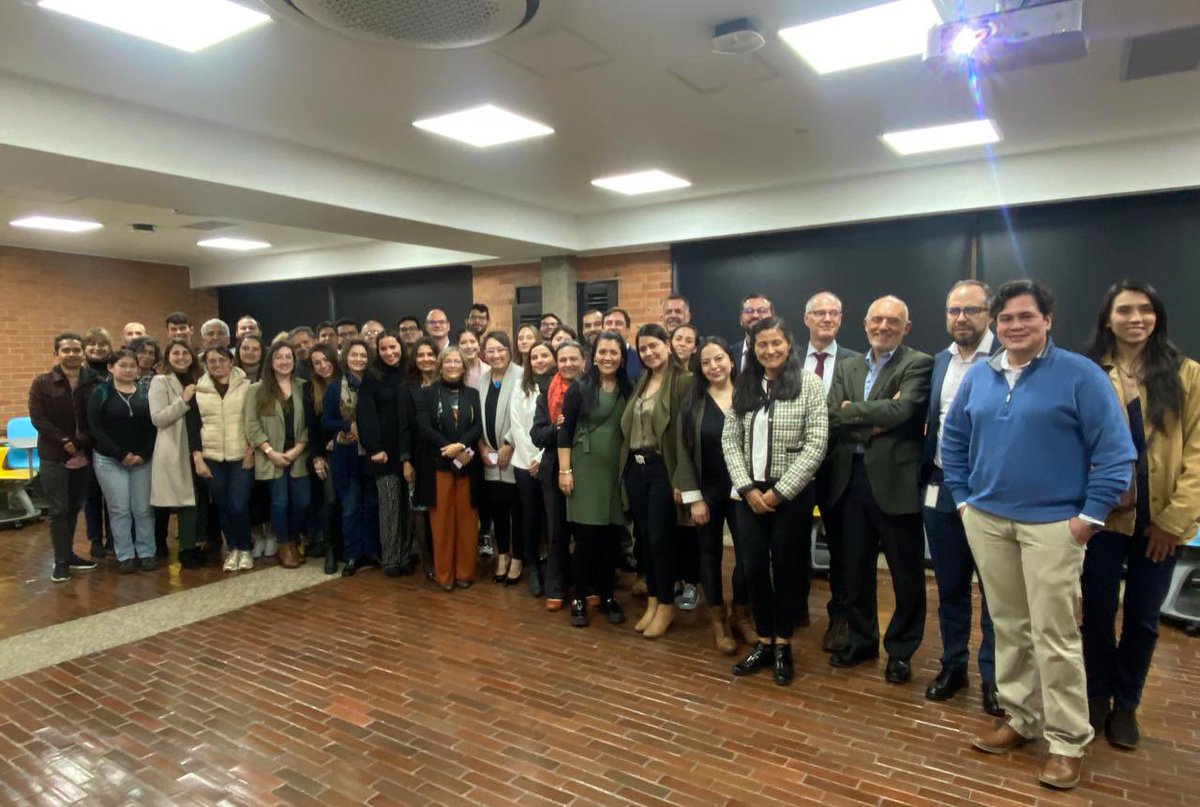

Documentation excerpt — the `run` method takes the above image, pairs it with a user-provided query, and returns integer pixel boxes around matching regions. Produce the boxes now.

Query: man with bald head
[122,322,146,346]
[825,296,933,684]
[426,309,450,353]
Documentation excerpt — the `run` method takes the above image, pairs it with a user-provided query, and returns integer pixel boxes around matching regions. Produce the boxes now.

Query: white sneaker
[263,535,278,558]
[251,535,265,558]
[222,550,240,572]
[237,550,254,570]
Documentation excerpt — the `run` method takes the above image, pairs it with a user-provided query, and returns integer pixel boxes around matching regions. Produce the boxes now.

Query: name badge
[924,484,940,510]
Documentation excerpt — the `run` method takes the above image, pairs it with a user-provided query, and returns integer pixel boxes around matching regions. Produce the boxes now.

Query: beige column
[540,255,577,328]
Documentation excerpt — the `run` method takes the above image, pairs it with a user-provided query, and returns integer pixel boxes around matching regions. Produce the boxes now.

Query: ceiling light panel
[37,0,271,53]
[778,0,942,75]
[412,104,554,148]
[881,119,1001,155]
[10,215,104,233]
[591,170,692,196]
[197,237,272,251]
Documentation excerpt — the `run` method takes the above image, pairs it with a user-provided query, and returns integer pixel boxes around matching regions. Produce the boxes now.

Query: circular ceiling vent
[272,0,541,49]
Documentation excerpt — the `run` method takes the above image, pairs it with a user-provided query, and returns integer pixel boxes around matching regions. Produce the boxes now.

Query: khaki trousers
[962,506,1093,757]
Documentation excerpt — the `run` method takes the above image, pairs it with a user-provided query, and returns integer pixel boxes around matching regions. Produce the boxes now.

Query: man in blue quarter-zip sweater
[941,279,1134,793]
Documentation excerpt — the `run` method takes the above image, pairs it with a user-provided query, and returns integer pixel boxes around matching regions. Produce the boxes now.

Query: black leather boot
[732,642,773,676]
[773,643,795,686]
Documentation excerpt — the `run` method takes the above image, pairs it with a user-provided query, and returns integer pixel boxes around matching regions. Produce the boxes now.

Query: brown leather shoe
[970,722,1031,754]
[277,542,301,569]
[1038,754,1082,790]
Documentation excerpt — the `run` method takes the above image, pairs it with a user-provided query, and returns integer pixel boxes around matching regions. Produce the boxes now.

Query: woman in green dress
[557,332,632,628]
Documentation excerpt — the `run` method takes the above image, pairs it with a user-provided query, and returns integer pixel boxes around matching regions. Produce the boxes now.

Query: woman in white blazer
[476,332,526,584]
[509,340,556,596]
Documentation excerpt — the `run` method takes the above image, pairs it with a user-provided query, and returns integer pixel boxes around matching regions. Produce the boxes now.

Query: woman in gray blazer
[476,332,526,584]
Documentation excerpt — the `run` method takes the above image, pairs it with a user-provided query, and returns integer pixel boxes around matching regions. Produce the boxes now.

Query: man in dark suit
[922,280,1002,714]
[737,293,773,370]
[826,296,933,682]
[800,291,862,645]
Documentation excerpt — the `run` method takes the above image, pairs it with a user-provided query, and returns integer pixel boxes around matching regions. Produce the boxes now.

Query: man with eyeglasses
[335,318,360,349]
[921,280,1001,716]
[426,309,451,353]
[396,315,423,348]
[538,313,561,341]
[737,294,773,369]
[803,292,862,651]
[361,320,386,351]
[466,303,490,339]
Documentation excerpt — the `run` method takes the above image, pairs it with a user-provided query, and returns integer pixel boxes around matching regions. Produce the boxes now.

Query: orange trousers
[429,470,477,588]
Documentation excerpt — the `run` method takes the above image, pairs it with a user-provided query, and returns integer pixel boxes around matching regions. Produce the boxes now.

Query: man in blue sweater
[941,280,1134,791]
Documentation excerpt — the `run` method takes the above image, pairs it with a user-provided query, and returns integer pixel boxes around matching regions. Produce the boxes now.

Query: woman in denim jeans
[87,349,157,574]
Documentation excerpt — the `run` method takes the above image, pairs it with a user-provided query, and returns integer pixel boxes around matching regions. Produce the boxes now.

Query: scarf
[548,372,569,423]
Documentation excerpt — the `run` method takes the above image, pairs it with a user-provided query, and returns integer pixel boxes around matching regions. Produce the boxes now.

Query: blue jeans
[206,461,254,551]
[93,453,154,562]
[924,493,996,684]
[268,474,311,544]
[336,475,379,562]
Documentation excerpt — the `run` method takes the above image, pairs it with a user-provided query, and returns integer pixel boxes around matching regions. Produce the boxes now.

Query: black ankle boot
[1105,706,1140,750]
[773,643,794,686]
[324,547,337,575]
[732,642,773,676]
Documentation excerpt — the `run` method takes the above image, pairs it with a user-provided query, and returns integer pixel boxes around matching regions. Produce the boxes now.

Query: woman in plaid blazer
[722,316,829,685]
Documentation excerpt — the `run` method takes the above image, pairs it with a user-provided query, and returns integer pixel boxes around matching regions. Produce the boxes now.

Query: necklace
[114,387,136,417]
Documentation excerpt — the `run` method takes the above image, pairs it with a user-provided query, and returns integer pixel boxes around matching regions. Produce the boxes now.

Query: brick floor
[0,521,1197,805]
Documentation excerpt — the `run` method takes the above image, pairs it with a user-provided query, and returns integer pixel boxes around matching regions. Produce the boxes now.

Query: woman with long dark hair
[148,340,208,569]
[512,340,555,596]
[357,332,414,576]
[235,334,264,383]
[243,341,310,569]
[532,340,586,611]
[306,342,342,572]
[407,336,440,579]
[669,322,702,612]
[674,336,751,655]
[1080,279,1200,750]
[476,332,525,583]
[723,317,828,686]
[416,346,482,590]
[558,331,632,628]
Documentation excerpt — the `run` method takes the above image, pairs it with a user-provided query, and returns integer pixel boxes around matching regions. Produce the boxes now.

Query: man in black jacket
[27,333,100,582]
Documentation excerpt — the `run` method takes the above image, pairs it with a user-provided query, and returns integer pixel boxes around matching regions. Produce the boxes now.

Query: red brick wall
[471,249,673,337]
[0,247,218,428]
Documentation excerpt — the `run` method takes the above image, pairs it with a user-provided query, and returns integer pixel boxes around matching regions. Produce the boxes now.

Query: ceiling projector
[925,0,1088,72]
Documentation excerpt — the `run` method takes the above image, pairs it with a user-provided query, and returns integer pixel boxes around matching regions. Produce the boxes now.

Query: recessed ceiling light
[881,119,1001,155]
[412,104,554,148]
[37,0,270,53]
[778,0,942,75]
[10,215,104,233]
[591,170,692,196]
[197,237,271,251]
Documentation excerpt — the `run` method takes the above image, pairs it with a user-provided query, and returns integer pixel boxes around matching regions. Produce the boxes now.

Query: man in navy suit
[921,279,1002,715]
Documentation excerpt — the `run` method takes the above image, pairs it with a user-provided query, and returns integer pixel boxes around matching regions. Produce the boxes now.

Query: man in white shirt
[921,280,1001,716]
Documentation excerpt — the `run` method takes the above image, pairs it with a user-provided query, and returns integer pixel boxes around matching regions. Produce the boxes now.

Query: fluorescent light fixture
[591,170,692,196]
[37,0,270,53]
[778,0,942,74]
[881,119,1001,155]
[197,237,271,251]
[412,104,554,148]
[10,215,104,233]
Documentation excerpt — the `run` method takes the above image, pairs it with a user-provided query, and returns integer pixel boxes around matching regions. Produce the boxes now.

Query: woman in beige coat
[149,340,207,569]
[243,341,310,569]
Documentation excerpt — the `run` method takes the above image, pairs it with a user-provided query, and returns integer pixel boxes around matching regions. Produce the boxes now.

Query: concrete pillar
[540,255,577,327]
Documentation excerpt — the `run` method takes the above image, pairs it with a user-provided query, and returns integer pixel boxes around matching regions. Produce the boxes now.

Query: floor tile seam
[0,566,333,682]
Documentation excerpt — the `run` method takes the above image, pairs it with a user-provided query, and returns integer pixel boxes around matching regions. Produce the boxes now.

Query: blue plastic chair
[5,417,39,473]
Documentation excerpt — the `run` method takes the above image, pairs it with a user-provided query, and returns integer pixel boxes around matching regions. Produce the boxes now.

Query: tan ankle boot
[644,604,677,639]
[709,606,737,655]
[635,597,659,632]
[731,604,760,646]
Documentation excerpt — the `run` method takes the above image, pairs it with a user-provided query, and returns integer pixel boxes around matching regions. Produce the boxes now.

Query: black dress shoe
[821,617,848,653]
[342,558,363,577]
[1088,697,1111,736]
[1105,706,1140,750]
[384,564,402,578]
[732,642,774,676]
[455,579,472,589]
[773,643,795,686]
[983,683,1004,717]
[179,548,204,570]
[829,646,879,668]
[569,599,589,627]
[323,548,337,575]
[90,541,107,559]
[925,666,968,701]
[599,597,625,625]
[885,658,912,684]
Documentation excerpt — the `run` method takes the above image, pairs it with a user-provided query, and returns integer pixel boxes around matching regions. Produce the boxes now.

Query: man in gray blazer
[826,296,933,683]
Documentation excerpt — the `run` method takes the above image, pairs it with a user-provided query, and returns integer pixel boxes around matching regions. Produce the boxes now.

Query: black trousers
[542,477,571,599]
[40,459,92,564]
[514,468,543,564]
[736,483,814,640]
[823,489,848,623]
[674,526,700,585]
[484,480,522,557]
[696,485,749,608]
[623,456,678,600]
[571,523,619,600]
[839,456,926,660]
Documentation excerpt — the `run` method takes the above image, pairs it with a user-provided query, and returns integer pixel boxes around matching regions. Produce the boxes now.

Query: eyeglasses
[426,319,448,327]
[946,306,987,318]
[398,325,420,333]
[742,306,771,317]
[807,309,841,319]
[467,315,488,323]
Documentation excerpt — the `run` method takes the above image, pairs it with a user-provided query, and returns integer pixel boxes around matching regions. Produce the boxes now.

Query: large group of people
[25,278,1198,791]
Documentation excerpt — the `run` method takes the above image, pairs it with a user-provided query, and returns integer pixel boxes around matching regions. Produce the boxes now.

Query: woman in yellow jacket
[1082,279,1200,751]
[243,341,310,569]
